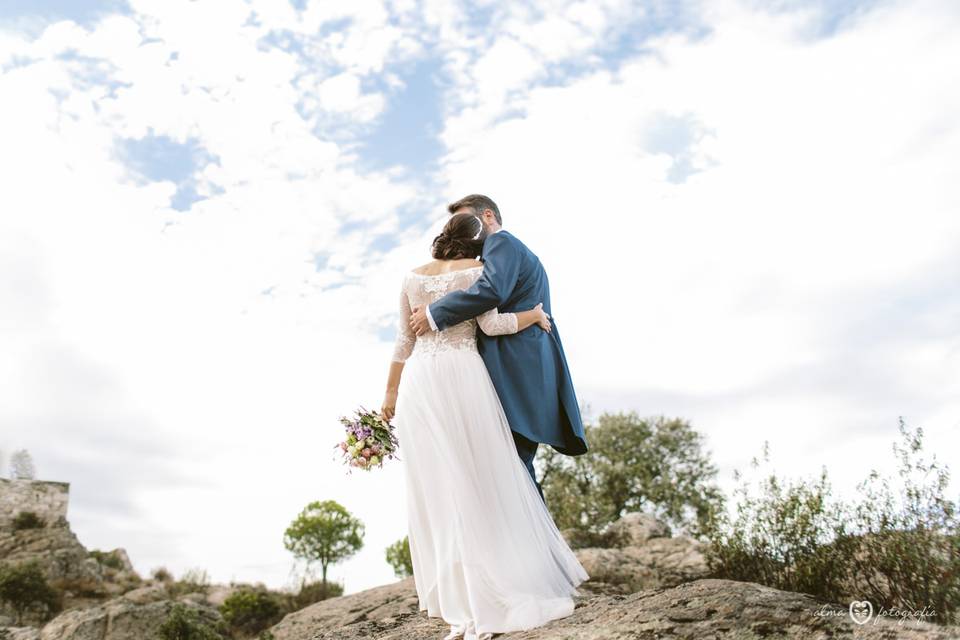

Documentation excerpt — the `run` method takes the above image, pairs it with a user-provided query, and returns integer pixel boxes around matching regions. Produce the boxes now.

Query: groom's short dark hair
[448,194,501,225]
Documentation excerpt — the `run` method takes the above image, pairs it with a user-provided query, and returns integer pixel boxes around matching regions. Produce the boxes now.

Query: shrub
[89,549,126,571]
[540,412,724,538]
[385,536,413,578]
[156,603,226,640]
[220,588,283,635]
[11,512,44,531]
[701,418,959,625]
[167,568,211,598]
[152,567,174,582]
[699,446,849,597]
[49,576,107,599]
[0,560,61,624]
[840,418,959,624]
[284,579,343,612]
[559,526,628,550]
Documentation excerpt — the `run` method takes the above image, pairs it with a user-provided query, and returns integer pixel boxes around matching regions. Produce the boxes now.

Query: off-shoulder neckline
[408,265,483,278]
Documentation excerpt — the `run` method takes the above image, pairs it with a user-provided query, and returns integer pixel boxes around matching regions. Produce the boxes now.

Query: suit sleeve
[428,233,521,331]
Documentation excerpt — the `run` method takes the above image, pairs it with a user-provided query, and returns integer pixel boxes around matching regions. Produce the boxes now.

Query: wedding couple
[381,194,589,640]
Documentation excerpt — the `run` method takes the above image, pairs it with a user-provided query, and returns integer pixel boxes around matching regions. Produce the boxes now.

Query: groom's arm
[426,233,522,332]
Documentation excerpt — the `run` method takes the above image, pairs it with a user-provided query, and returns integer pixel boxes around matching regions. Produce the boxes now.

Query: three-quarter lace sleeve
[391,277,416,362]
[476,307,519,336]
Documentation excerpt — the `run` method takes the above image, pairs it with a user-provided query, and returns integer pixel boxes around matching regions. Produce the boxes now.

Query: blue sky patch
[355,58,447,176]
[115,133,220,212]
[0,0,130,31]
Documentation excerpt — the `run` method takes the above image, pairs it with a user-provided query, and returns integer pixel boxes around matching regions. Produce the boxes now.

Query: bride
[381,212,589,640]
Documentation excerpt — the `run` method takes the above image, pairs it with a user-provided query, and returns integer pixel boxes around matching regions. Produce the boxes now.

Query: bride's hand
[533,303,551,332]
[382,389,398,421]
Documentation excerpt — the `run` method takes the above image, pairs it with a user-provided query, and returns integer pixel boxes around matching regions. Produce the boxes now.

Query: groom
[409,194,588,502]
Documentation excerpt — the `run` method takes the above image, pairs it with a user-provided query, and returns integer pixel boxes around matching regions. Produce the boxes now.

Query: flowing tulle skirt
[394,347,589,636]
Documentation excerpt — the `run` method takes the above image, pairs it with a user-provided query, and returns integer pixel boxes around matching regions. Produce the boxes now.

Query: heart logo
[849,600,873,625]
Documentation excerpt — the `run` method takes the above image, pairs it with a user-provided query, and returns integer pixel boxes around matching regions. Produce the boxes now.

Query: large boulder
[574,537,710,593]
[267,512,958,639]
[267,577,958,640]
[37,599,221,640]
[116,583,169,606]
[0,525,142,610]
[0,526,101,585]
[571,512,709,593]
[270,578,418,640]
[0,628,41,640]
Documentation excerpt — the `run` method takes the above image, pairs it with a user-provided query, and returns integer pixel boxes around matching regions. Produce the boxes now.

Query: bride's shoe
[442,623,467,640]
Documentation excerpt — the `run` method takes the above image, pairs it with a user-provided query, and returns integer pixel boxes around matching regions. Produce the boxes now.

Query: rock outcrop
[572,512,710,594]
[0,523,142,612]
[4,507,958,640]
[268,575,957,640]
[268,512,958,640]
[36,599,220,640]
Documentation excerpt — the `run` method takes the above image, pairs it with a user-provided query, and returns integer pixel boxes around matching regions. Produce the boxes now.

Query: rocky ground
[2,513,958,640]
[270,576,959,640]
[0,520,143,619]
[268,514,959,640]
[0,520,231,640]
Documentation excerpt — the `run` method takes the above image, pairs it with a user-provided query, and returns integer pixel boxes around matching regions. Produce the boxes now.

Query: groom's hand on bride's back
[410,305,432,336]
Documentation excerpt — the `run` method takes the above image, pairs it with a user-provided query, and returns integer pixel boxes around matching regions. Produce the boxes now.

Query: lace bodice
[391,266,519,362]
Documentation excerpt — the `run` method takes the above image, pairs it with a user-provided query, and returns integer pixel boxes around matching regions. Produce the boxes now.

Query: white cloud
[435,0,960,501]
[0,0,434,593]
[315,71,384,120]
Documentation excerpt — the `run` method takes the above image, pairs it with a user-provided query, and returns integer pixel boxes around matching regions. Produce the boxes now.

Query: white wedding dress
[391,265,589,639]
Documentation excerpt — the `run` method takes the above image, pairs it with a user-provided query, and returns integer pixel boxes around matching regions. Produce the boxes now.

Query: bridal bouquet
[336,407,399,471]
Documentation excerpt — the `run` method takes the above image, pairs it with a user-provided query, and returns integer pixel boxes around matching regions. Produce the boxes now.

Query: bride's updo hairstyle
[431,212,486,260]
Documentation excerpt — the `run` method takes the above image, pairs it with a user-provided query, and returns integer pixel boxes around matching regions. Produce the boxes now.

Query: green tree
[540,412,724,539]
[0,560,60,624]
[385,536,413,578]
[283,500,364,593]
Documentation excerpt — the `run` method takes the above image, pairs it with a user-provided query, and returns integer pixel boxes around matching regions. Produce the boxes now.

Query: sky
[1,0,958,595]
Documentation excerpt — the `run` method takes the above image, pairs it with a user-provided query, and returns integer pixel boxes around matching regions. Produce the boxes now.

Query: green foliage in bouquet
[337,407,399,471]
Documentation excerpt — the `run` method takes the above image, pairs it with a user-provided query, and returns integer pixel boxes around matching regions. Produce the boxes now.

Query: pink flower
[340,442,349,451]
[362,447,372,458]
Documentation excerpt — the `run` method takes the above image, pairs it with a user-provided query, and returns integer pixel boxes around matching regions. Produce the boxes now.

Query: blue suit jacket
[428,231,588,456]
